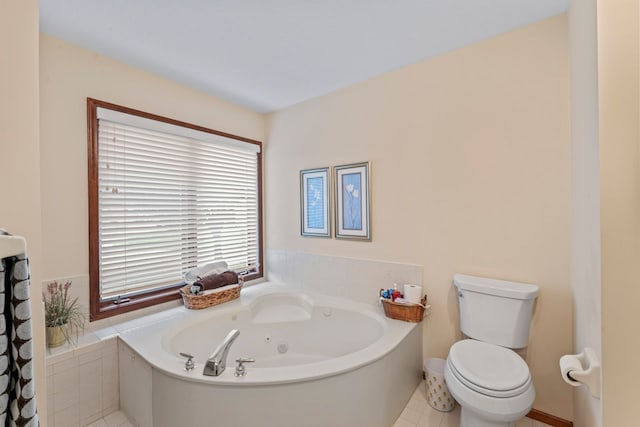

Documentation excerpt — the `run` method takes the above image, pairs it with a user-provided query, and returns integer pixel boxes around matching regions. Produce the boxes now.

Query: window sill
[48,275,267,363]
[91,271,263,321]
[91,286,183,321]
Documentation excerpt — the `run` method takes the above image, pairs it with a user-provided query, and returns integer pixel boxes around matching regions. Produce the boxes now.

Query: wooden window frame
[87,98,264,321]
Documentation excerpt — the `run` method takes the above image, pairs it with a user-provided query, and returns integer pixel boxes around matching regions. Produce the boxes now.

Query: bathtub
[118,282,423,427]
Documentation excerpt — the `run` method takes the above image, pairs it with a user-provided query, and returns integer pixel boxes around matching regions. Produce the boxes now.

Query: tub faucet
[203,329,240,376]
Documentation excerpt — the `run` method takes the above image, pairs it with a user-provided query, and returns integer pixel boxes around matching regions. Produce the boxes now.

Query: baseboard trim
[527,409,573,427]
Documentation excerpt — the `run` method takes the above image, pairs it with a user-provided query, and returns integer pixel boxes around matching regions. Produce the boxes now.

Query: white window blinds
[97,109,260,301]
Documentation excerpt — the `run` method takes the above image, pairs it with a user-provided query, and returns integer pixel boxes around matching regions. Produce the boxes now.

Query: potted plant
[43,280,85,348]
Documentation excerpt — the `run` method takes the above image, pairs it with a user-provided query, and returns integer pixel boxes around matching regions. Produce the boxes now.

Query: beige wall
[266,16,572,419]
[568,0,602,425]
[0,0,47,422]
[39,34,265,288]
[597,0,640,424]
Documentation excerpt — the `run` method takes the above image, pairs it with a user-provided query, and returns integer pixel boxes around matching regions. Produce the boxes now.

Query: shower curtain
[0,231,38,426]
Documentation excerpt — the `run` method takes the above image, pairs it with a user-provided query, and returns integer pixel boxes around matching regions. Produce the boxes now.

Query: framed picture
[334,162,371,240]
[300,167,331,237]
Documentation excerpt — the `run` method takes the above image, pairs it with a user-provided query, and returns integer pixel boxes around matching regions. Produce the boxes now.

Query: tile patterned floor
[86,411,134,427]
[393,381,550,427]
[85,382,552,427]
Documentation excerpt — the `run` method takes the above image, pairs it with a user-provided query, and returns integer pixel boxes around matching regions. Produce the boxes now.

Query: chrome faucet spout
[203,329,240,376]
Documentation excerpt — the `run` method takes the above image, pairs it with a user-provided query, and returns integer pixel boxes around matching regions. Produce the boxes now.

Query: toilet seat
[448,339,531,398]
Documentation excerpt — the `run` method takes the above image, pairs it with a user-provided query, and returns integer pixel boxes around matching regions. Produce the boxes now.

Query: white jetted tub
[118,282,422,427]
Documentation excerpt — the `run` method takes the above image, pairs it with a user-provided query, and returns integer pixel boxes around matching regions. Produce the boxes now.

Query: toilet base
[460,407,516,427]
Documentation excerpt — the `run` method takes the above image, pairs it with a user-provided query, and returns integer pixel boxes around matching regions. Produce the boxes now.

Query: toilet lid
[448,340,531,398]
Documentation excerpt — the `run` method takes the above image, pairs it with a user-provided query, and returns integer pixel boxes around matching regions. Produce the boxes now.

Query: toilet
[444,274,539,427]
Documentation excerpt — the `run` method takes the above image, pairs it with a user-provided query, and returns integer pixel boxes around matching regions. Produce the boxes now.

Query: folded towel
[201,283,239,296]
[193,270,239,292]
[184,261,228,284]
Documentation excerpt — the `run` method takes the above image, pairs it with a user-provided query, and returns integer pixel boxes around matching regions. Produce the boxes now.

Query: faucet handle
[179,352,195,371]
[234,357,255,377]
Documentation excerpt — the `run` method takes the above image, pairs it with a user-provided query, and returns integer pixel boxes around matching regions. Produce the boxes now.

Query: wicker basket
[180,283,240,310]
[379,289,427,322]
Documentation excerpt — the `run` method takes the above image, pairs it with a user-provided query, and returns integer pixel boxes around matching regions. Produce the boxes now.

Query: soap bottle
[391,283,402,302]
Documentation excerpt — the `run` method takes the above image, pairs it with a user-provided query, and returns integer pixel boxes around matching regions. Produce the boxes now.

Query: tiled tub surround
[46,336,119,427]
[45,306,183,427]
[45,253,425,426]
[266,249,424,305]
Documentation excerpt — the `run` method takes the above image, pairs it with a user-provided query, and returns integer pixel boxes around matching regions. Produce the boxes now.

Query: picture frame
[300,167,331,237]
[334,162,371,240]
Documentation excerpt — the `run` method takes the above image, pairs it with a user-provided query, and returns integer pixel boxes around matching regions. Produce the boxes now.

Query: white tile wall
[266,249,423,304]
[46,337,119,427]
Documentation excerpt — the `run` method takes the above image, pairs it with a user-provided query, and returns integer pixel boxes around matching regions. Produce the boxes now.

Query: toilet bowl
[444,339,535,427]
[448,274,539,427]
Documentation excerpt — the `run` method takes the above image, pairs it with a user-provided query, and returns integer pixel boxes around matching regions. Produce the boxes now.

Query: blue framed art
[334,162,371,240]
[300,167,331,237]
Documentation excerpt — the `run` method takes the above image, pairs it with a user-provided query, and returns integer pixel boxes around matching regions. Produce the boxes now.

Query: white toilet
[444,274,539,427]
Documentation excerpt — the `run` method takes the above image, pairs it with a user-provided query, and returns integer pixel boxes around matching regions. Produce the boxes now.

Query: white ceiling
[39,1,569,113]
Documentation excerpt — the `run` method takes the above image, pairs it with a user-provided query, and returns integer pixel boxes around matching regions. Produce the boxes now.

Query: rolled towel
[184,261,228,284]
[194,270,239,292]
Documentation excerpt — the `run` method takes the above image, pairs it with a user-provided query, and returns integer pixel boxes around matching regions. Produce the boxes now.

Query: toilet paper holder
[559,347,601,399]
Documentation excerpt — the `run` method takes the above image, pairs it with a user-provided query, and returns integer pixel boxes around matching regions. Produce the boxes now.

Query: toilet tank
[454,274,539,349]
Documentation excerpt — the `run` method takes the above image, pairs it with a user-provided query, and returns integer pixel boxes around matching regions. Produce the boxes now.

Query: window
[87,98,263,320]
